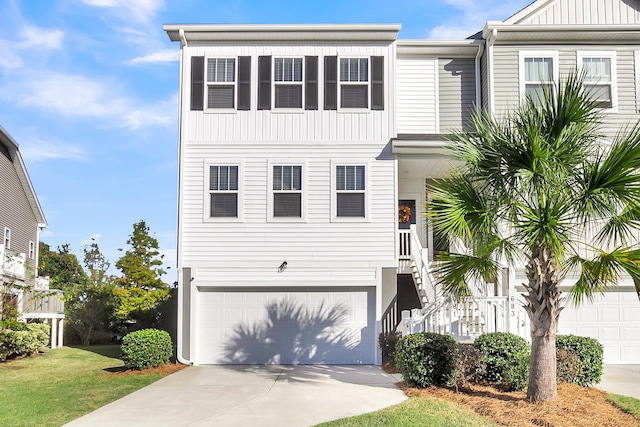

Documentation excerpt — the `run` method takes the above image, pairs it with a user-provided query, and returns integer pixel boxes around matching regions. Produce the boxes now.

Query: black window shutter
[191,56,204,111]
[305,56,318,110]
[324,56,337,110]
[371,56,384,110]
[258,56,272,110]
[237,56,251,111]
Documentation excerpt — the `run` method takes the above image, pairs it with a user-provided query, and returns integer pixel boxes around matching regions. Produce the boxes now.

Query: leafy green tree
[428,74,640,402]
[38,243,87,293]
[114,220,169,327]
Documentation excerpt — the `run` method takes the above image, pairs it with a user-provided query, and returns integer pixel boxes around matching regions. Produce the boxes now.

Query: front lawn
[0,345,181,427]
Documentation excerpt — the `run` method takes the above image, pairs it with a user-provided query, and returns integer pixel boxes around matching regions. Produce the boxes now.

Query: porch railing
[21,290,65,315]
[0,244,26,279]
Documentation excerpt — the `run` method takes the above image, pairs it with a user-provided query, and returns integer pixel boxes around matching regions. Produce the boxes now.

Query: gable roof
[0,126,47,227]
[504,0,640,25]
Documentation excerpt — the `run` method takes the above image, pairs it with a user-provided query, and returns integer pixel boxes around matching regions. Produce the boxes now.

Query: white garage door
[195,287,376,365]
[558,291,640,363]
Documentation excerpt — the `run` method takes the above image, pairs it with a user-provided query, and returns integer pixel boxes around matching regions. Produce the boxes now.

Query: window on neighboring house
[336,165,365,217]
[3,228,10,249]
[29,241,35,259]
[273,165,302,217]
[340,58,369,108]
[579,52,616,109]
[209,166,238,218]
[206,58,236,109]
[274,57,303,108]
[520,52,558,104]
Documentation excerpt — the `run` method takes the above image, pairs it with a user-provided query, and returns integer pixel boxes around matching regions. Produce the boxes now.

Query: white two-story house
[165,0,640,365]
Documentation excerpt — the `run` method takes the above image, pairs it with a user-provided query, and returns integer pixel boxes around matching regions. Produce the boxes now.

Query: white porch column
[57,319,64,348]
[50,317,58,349]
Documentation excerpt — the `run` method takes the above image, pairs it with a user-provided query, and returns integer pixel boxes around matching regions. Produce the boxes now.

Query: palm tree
[427,73,640,402]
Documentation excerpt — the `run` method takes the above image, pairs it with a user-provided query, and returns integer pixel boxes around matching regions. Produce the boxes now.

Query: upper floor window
[578,52,617,110]
[206,58,236,109]
[335,165,366,218]
[273,165,302,217]
[340,58,369,108]
[3,228,10,249]
[274,58,303,109]
[519,51,558,104]
[209,165,239,218]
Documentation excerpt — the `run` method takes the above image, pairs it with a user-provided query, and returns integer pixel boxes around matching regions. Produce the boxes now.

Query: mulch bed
[384,361,636,426]
[111,363,187,376]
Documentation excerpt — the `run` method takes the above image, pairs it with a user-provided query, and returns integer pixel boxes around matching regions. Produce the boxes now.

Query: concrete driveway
[64,365,407,427]
[598,365,640,399]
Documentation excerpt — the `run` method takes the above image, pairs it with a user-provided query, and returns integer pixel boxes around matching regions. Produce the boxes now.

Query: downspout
[474,41,485,112]
[176,27,191,365]
[486,27,497,115]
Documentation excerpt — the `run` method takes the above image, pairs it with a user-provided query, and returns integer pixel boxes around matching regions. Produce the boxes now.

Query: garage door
[195,287,376,365]
[558,291,640,363]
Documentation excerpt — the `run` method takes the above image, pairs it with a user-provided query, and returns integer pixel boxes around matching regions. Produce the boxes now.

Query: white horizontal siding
[492,45,640,138]
[396,56,437,134]
[182,43,395,142]
[180,143,396,267]
[522,0,640,25]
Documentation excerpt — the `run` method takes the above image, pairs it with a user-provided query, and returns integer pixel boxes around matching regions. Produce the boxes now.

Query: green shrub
[378,331,401,363]
[556,334,603,386]
[556,348,580,384]
[455,343,486,388]
[121,328,173,370]
[474,332,530,391]
[27,323,50,349]
[395,332,460,388]
[0,323,50,361]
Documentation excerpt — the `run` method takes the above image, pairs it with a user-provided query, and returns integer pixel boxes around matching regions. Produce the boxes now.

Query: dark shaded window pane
[207,86,234,109]
[341,85,368,108]
[585,84,612,108]
[337,193,364,217]
[211,193,237,217]
[274,193,301,217]
[275,85,302,108]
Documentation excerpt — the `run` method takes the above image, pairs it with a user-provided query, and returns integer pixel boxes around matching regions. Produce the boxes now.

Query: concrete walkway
[64,365,407,427]
[597,365,640,399]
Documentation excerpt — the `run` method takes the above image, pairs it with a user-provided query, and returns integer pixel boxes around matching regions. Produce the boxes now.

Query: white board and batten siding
[511,0,640,25]
[439,58,476,133]
[182,42,396,143]
[396,56,438,134]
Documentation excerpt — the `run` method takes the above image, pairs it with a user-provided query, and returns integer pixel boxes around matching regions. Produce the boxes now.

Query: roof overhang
[483,22,640,43]
[391,134,451,156]
[396,39,482,57]
[164,24,402,44]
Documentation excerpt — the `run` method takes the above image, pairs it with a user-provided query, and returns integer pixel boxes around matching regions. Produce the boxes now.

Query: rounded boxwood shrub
[556,334,603,386]
[395,332,460,388]
[378,331,401,363]
[121,329,173,370]
[556,348,580,384]
[474,332,530,391]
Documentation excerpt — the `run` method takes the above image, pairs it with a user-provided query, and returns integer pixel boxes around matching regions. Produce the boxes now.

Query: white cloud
[129,49,179,65]
[39,230,57,238]
[81,233,102,245]
[19,137,86,163]
[4,71,175,130]
[79,0,164,25]
[17,26,64,49]
[429,0,531,39]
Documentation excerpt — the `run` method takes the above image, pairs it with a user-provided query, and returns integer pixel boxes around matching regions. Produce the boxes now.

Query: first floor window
[579,52,615,109]
[273,165,302,217]
[207,58,236,109]
[340,58,369,108]
[3,227,10,248]
[209,166,238,217]
[336,165,365,217]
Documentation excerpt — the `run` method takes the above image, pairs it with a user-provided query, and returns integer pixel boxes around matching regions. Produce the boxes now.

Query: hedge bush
[378,331,401,363]
[455,343,486,388]
[474,332,530,391]
[556,334,603,386]
[0,322,50,361]
[121,328,173,370]
[556,348,580,384]
[395,332,460,388]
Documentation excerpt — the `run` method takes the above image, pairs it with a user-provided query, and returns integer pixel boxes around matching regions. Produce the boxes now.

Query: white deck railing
[0,244,26,279]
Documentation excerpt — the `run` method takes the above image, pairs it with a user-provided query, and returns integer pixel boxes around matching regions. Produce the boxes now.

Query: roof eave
[396,39,482,57]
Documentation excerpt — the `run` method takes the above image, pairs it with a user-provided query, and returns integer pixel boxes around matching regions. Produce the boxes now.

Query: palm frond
[433,252,500,302]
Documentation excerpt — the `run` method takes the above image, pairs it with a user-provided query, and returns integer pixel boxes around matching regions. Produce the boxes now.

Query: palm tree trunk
[523,245,562,402]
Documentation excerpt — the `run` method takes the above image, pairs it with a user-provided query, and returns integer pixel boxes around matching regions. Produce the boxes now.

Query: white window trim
[204,57,238,113]
[272,55,305,111]
[3,227,10,249]
[577,51,618,112]
[203,161,243,222]
[28,241,35,259]
[518,50,559,104]
[267,161,307,222]
[331,161,370,222]
[337,55,371,112]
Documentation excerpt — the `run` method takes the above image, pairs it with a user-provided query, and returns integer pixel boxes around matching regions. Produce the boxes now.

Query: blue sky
[0,0,530,282]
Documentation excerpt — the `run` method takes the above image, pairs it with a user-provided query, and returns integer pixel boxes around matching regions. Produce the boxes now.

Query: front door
[398,199,416,230]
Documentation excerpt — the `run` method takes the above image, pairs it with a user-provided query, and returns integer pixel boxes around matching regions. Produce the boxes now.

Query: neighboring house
[0,126,64,348]
[165,0,640,365]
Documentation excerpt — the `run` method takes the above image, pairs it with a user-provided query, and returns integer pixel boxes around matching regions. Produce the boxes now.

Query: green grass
[608,394,640,420]
[315,396,498,427]
[0,345,173,427]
